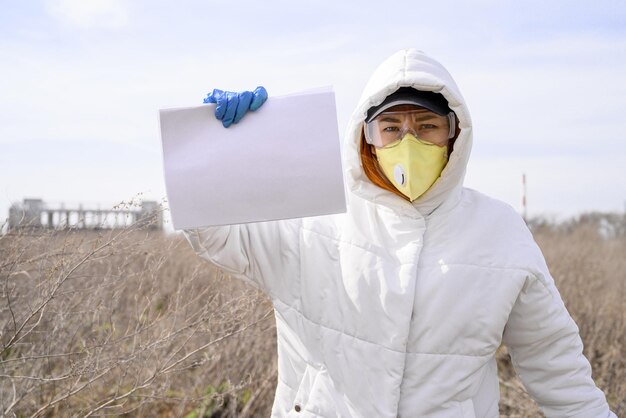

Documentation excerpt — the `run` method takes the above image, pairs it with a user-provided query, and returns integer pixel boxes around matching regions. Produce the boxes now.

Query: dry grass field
[1,213,624,417]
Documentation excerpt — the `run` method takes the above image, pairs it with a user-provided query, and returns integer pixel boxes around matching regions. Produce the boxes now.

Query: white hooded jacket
[184,49,615,418]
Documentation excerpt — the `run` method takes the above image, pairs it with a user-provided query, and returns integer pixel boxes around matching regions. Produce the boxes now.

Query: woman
[185,49,615,417]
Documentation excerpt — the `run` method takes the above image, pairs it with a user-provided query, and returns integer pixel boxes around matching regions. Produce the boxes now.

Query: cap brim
[366,87,452,122]
[367,98,449,122]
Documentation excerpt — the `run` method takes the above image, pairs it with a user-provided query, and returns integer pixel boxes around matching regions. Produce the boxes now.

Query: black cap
[366,87,451,122]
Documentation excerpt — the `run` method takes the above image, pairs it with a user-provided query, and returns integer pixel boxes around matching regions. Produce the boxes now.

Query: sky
[1,0,625,232]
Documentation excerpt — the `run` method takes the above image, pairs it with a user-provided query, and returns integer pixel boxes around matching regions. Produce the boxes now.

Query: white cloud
[45,0,130,28]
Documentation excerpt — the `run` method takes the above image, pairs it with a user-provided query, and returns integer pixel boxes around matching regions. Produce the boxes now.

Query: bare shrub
[0,221,276,417]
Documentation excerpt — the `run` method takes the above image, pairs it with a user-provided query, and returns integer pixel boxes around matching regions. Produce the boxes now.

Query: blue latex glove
[203,86,268,128]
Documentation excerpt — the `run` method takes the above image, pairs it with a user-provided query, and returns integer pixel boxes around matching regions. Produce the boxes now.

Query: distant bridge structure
[7,198,163,232]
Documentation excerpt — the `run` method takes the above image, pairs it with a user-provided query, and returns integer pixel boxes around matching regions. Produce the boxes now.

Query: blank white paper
[159,89,346,229]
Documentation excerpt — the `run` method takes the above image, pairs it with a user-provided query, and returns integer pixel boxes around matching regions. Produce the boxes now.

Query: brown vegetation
[1,213,624,417]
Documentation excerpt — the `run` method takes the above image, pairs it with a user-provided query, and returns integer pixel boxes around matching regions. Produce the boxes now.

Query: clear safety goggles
[364,110,456,148]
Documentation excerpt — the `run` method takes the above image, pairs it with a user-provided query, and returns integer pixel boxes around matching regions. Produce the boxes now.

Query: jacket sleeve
[182,218,302,299]
[502,267,616,418]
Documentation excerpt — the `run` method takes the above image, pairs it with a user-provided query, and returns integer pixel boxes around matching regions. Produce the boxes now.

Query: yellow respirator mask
[375,133,448,201]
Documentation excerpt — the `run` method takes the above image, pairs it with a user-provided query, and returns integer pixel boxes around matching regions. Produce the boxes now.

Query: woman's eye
[420,124,438,130]
[382,126,400,132]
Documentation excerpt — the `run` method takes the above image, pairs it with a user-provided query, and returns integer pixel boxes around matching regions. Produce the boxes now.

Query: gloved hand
[203,86,268,128]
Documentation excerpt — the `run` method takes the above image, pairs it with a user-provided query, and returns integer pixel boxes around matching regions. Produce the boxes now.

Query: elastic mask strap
[447,112,456,139]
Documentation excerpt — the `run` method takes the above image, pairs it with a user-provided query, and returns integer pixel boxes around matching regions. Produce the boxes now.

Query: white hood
[343,49,473,216]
